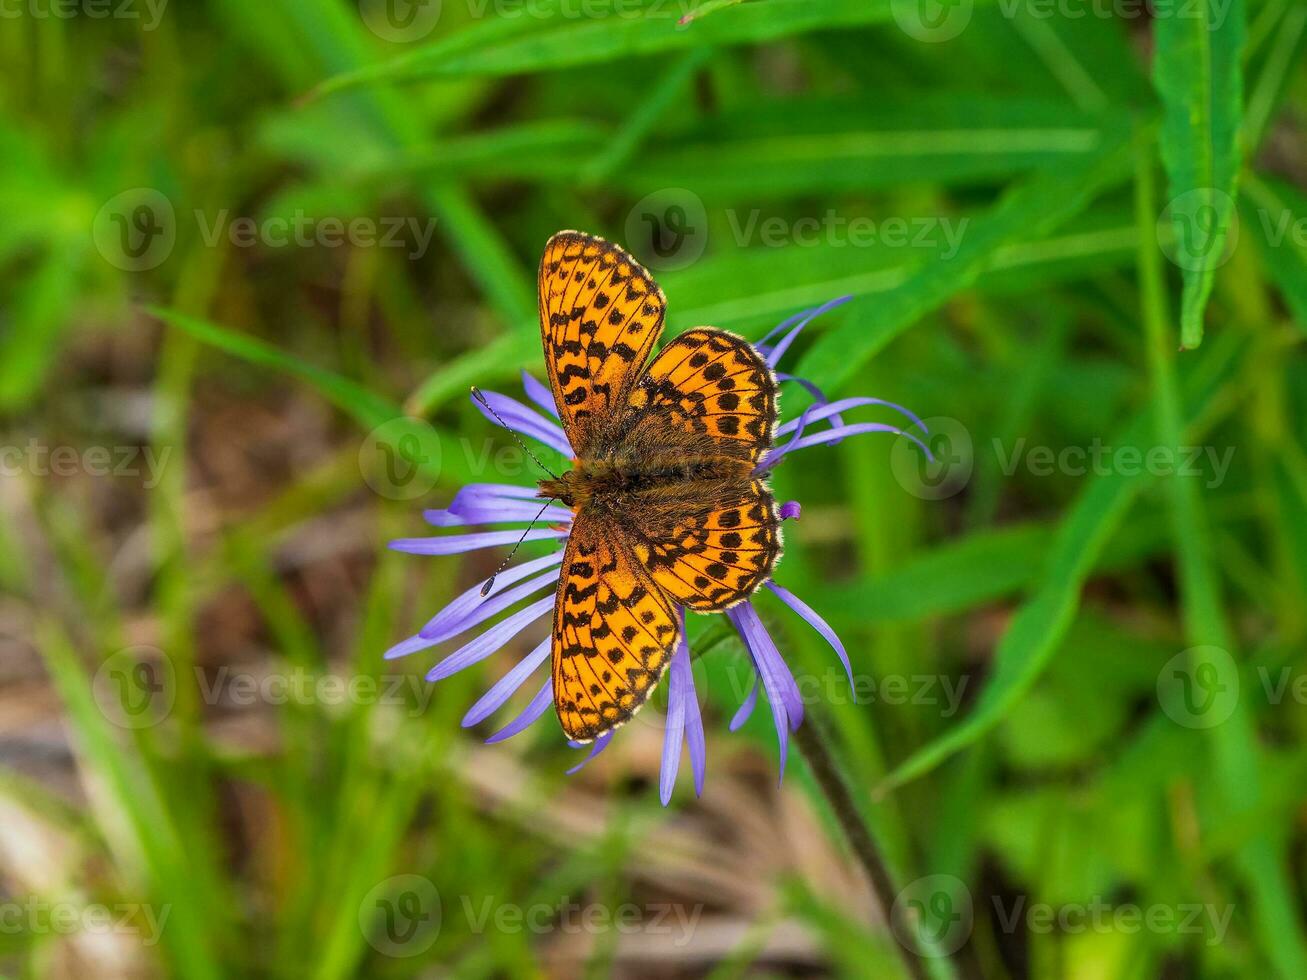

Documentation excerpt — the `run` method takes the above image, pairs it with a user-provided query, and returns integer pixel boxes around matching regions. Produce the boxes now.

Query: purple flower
[388,298,930,805]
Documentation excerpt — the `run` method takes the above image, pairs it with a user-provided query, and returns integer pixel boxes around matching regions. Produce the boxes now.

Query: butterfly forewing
[539,231,666,458]
[626,328,778,463]
[552,512,679,742]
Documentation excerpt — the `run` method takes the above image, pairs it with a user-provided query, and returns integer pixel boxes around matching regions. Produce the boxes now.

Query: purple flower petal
[521,370,561,421]
[450,483,544,509]
[389,528,568,556]
[681,666,706,797]
[415,550,565,646]
[471,389,572,457]
[426,594,554,681]
[485,679,553,743]
[776,396,927,438]
[383,630,442,661]
[462,635,553,727]
[778,423,935,465]
[420,566,561,641]
[424,500,573,527]
[730,676,759,731]
[566,732,613,774]
[780,501,801,521]
[766,582,852,688]
[757,306,818,349]
[660,646,690,806]
[776,372,846,437]
[727,603,805,779]
[763,296,854,368]
[757,398,825,473]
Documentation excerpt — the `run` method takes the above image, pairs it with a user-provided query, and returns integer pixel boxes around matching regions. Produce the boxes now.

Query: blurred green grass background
[2,0,1306,977]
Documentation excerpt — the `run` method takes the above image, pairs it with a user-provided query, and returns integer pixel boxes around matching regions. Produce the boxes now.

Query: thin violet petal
[566,732,613,775]
[424,502,573,527]
[757,399,825,472]
[383,631,441,661]
[660,649,690,806]
[732,601,804,730]
[757,305,819,348]
[389,528,567,555]
[727,605,798,778]
[729,675,759,731]
[680,666,706,796]
[776,372,846,435]
[472,389,572,457]
[420,566,561,641]
[521,370,561,421]
[766,582,853,688]
[780,501,801,521]
[776,396,928,438]
[462,635,553,727]
[425,595,554,682]
[485,678,552,743]
[765,296,854,368]
[449,483,542,509]
[785,423,933,461]
[421,550,564,640]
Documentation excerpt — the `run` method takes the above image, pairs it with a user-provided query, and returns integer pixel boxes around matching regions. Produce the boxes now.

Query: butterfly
[533,231,782,742]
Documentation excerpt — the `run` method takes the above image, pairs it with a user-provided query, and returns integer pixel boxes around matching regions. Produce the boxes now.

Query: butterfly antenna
[471,386,560,480]
[479,498,556,596]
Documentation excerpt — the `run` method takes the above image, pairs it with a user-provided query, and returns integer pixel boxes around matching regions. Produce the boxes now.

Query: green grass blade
[797,124,1133,393]
[149,306,400,428]
[311,0,980,94]
[1136,135,1307,977]
[1151,0,1246,348]
[1242,173,1307,331]
[877,330,1245,793]
[37,621,224,980]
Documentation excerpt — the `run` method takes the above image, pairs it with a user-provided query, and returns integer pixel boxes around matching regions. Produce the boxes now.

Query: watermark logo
[891,416,973,500]
[624,188,708,271]
[359,0,442,41]
[360,418,443,500]
[1157,188,1238,273]
[360,875,442,956]
[93,188,176,271]
[93,646,177,730]
[891,0,973,41]
[1157,645,1240,729]
[891,874,973,956]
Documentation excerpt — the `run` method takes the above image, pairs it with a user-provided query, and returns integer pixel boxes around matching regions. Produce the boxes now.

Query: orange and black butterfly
[533,231,782,742]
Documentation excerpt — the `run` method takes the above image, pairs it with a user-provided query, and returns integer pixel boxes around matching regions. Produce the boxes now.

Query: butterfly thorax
[538,448,754,514]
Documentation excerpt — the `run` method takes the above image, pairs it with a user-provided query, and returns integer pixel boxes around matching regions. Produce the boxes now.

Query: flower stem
[792,711,931,980]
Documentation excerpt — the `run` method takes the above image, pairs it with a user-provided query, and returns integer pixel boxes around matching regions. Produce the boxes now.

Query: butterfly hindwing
[629,478,782,611]
[551,511,679,742]
[539,231,666,458]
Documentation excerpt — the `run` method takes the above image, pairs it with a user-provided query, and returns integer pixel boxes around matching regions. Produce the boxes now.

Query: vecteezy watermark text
[0,898,170,947]
[461,896,702,945]
[725,210,969,258]
[1,440,171,489]
[194,210,437,260]
[992,896,1234,945]
[94,647,435,729]
[993,438,1235,489]
[0,0,168,29]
